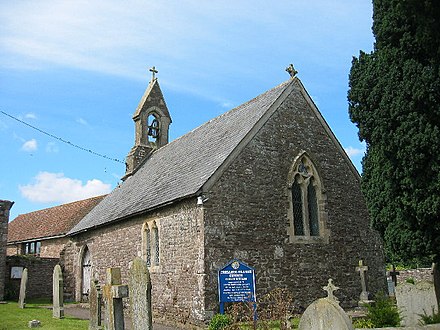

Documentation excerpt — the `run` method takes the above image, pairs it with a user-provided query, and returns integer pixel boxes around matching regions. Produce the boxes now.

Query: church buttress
[123,67,172,180]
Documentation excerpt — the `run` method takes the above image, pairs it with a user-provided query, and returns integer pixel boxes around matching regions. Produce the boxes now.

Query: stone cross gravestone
[298,279,353,330]
[18,268,28,308]
[396,280,439,327]
[356,260,370,304]
[129,257,152,330]
[52,264,64,318]
[103,268,129,330]
[90,278,103,330]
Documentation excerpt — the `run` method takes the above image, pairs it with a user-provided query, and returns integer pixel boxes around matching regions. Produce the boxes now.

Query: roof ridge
[149,79,291,156]
[13,194,107,218]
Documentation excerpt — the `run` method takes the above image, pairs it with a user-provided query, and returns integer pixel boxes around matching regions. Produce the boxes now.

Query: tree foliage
[348,0,440,263]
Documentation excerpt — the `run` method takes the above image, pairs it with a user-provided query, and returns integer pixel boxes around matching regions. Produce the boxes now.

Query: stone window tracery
[288,153,328,243]
[142,220,160,267]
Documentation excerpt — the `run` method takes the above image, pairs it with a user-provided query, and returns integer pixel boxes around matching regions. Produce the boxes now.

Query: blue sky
[0,1,373,220]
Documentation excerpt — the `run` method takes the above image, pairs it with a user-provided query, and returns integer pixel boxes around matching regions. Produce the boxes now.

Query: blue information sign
[218,259,256,313]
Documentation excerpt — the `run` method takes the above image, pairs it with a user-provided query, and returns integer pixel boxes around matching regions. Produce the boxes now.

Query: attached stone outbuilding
[64,74,386,325]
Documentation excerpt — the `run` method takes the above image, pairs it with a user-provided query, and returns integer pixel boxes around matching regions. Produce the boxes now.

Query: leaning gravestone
[52,264,64,318]
[18,268,28,308]
[396,280,439,327]
[89,278,103,330]
[298,279,354,330]
[129,257,152,330]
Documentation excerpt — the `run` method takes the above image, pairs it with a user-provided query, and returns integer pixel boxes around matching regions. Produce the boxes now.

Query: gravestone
[395,280,439,327]
[18,268,28,308]
[129,257,152,330]
[52,264,64,318]
[103,268,129,330]
[356,260,371,305]
[298,279,354,330]
[89,278,103,330]
[387,265,400,297]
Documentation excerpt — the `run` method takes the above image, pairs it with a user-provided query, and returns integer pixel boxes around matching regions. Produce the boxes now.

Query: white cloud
[19,171,111,203]
[76,117,88,126]
[0,1,373,99]
[25,113,37,119]
[45,142,59,153]
[21,139,38,152]
[344,146,365,158]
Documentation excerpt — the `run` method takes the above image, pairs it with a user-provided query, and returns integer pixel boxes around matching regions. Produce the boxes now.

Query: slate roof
[68,79,292,235]
[8,195,106,243]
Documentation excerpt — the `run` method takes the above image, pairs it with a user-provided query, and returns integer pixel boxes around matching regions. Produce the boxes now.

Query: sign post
[218,259,256,317]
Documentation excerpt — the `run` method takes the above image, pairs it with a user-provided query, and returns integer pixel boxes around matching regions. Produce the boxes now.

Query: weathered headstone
[28,320,41,328]
[396,280,439,327]
[18,268,28,308]
[298,279,353,330]
[103,268,129,330]
[129,257,152,330]
[356,260,370,304]
[89,278,103,330]
[52,264,64,318]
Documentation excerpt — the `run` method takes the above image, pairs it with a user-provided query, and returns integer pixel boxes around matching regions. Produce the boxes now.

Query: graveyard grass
[0,299,88,330]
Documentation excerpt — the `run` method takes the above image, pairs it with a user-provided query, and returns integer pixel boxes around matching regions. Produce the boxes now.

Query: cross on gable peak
[149,66,158,82]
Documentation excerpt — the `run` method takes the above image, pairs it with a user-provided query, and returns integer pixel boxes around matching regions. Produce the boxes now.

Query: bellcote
[123,69,172,180]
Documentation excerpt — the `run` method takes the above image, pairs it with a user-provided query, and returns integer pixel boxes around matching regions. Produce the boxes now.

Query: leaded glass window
[145,227,151,267]
[292,178,305,235]
[153,226,159,265]
[289,155,324,241]
[307,181,319,236]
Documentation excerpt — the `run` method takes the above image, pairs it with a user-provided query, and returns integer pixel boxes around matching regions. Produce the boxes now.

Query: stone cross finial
[149,66,158,82]
[323,278,339,302]
[286,64,298,78]
[356,260,370,302]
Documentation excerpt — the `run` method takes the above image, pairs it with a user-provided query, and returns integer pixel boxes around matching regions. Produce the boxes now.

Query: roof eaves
[67,192,198,237]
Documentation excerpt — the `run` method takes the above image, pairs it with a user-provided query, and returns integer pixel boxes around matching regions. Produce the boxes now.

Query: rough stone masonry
[0,200,14,301]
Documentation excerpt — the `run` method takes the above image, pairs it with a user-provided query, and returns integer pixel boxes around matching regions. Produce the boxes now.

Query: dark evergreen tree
[348,0,440,264]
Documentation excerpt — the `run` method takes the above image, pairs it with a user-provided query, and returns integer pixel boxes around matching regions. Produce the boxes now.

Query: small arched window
[152,223,160,265]
[142,220,160,267]
[145,226,151,267]
[288,154,327,243]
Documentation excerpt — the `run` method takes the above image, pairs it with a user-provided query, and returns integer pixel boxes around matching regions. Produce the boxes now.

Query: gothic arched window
[152,223,160,265]
[288,154,328,243]
[145,225,151,267]
[142,220,160,267]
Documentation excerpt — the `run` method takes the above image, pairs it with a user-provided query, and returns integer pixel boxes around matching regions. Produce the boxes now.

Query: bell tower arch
[124,67,172,180]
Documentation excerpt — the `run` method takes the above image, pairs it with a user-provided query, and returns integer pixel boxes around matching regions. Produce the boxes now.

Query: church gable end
[202,80,385,313]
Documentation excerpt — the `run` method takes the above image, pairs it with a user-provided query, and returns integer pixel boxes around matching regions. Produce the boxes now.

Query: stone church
[62,69,386,324]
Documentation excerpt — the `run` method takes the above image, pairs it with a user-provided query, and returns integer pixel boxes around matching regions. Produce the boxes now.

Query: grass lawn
[0,299,88,330]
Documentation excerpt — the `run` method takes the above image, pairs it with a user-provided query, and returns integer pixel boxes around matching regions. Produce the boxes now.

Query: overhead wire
[0,110,125,164]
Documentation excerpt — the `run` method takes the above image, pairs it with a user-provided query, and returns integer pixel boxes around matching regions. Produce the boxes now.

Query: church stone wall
[203,85,386,314]
[62,199,205,324]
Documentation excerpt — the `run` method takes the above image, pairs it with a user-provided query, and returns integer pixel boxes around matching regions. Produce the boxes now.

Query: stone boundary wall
[5,255,59,299]
[397,268,433,284]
